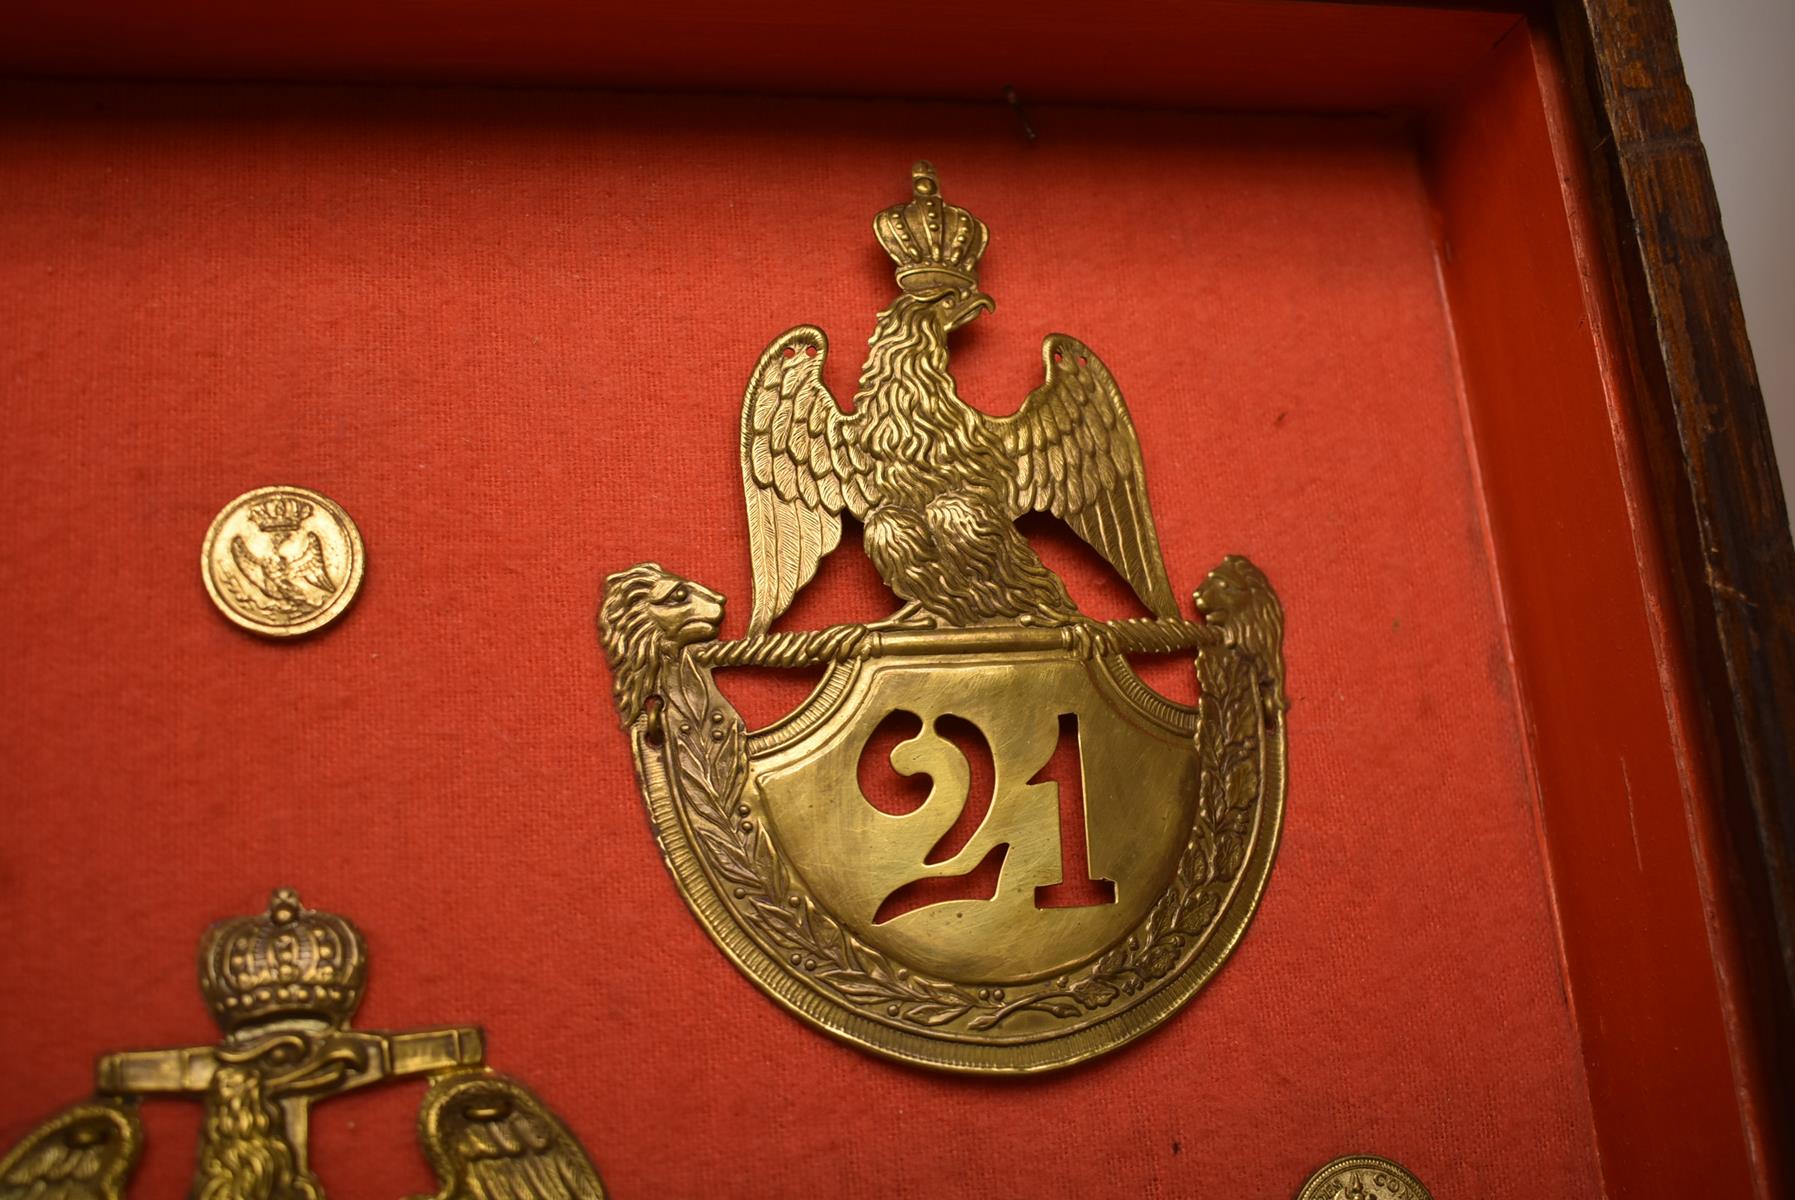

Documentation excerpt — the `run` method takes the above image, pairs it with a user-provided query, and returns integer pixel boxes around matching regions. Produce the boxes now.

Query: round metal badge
[202,485,363,638]
[1296,1155,1434,1200]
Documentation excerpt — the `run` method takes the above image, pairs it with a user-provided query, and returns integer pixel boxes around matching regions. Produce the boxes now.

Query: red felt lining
[0,80,1596,1197]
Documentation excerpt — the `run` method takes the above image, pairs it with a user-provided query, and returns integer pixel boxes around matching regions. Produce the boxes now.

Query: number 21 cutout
[860,711,1117,923]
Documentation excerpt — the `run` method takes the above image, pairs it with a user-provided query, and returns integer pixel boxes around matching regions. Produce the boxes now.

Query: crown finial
[268,887,301,924]
[247,495,313,534]
[873,161,989,298]
[197,888,367,1035]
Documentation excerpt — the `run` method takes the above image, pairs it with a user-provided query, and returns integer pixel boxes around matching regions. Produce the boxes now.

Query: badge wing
[228,534,271,597]
[412,1072,606,1200]
[997,334,1178,618]
[739,326,878,635]
[0,1100,142,1200]
[289,530,336,595]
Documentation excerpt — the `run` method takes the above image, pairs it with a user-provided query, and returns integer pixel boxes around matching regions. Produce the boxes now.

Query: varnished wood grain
[1548,0,1795,1174]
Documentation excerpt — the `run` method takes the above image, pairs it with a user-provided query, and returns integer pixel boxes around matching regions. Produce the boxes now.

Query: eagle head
[920,282,995,331]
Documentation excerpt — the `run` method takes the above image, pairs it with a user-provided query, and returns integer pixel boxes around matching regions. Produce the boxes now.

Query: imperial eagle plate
[598,163,1287,1072]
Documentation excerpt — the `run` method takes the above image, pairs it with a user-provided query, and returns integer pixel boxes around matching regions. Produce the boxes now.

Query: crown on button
[247,496,314,534]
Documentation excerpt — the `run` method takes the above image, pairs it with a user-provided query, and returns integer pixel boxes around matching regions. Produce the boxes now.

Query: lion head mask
[597,564,725,727]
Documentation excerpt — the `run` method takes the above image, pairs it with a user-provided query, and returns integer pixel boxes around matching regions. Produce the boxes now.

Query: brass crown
[248,496,314,533]
[198,888,366,1033]
[873,161,989,296]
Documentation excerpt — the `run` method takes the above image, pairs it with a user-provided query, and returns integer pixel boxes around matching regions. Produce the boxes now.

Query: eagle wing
[996,334,1177,617]
[229,534,271,597]
[740,325,875,634]
[289,530,336,595]
[0,1099,142,1200]
[411,1071,606,1200]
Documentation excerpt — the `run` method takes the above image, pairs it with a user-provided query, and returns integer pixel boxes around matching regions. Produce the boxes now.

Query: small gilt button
[201,485,364,638]
[1296,1155,1434,1200]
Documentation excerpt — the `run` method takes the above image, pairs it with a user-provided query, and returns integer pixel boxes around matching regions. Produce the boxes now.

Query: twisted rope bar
[687,618,1222,671]
[1101,617,1223,654]
[688,624,871,670]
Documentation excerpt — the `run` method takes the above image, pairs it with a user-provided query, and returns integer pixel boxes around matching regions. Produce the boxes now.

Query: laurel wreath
[658,629,1265,1033]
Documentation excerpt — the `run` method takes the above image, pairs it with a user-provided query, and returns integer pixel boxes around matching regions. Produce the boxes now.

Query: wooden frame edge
[1547,0,1795,1161]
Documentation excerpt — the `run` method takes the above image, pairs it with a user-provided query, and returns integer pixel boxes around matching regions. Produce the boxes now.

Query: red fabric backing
[0,83,1603,1197]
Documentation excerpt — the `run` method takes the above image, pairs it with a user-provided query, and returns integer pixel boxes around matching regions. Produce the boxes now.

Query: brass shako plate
[201,484,363,637]
[599,162,1287,1072]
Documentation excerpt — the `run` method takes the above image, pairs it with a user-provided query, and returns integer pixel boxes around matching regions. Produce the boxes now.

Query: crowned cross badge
[599,162,1288,1072]
[0,889,607,1199]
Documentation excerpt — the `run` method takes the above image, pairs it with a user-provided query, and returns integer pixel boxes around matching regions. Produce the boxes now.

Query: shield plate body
[622,608,1286,1072]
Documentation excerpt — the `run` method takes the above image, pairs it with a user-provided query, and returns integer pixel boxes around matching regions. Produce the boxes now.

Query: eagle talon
[833,625,876,659]
[877,602,937,631]
[1066,620,1119,660]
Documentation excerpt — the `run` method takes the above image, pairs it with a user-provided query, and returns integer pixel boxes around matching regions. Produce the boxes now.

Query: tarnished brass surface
[1,889,605,1199]
[599,163,1288,1072]
[1296,1155,1434,1200]
[201,485,363,637]
[412,1072,607,1200]
[0,1098,140,1200]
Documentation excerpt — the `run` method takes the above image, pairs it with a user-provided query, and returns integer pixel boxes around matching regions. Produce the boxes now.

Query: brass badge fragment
[600,163,1288,1072]
[0,889,606,1200]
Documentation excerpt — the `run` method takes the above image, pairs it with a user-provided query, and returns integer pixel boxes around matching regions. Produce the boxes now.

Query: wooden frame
[1308,0,1795,1188]
[1548,0,1795,1164]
